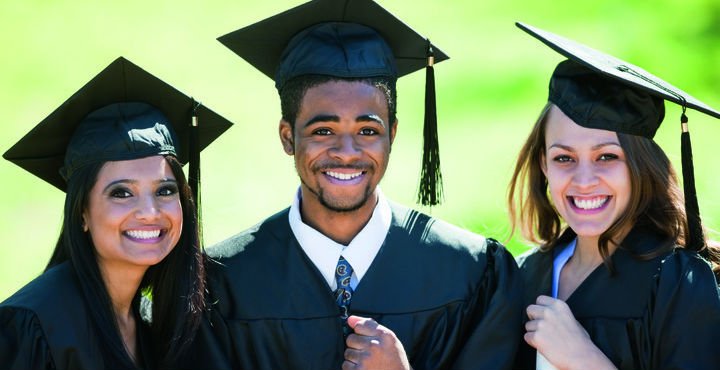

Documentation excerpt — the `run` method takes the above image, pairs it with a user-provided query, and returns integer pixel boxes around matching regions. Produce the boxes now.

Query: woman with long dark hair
[509,23,720,369]
[0,57,232,369]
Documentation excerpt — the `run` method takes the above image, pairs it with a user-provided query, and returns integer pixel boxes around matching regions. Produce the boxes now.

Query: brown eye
[109,187,132,198]
[157,184,178,197]
[553,155,573,163]
[598,154,619,161]
[313,128,332,135]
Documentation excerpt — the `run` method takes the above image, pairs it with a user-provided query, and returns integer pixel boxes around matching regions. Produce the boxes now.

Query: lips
[324,170,364,180]
[567,195,611,212]
[124,228,164,242]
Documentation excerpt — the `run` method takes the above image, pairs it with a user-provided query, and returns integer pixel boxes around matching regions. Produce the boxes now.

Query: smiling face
[280,80,396,214]
[542,106,631,239]
[83,155,183,270]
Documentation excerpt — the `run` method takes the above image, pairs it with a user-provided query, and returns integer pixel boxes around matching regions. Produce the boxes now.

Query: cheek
[86,203,127,232]
[165,200,183,228]
[544,168,567,198]
[294,141,324,164]
[365,138,391,160]
[614,167,633,211]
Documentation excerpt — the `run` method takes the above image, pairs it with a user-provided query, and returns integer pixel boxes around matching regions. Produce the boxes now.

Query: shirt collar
[288,187,392,289]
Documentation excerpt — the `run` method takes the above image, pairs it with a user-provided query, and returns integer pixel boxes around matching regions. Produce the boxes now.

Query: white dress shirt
[288,187,392,290]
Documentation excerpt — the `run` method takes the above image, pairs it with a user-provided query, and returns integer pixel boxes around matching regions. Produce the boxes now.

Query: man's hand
[342,315,411,370]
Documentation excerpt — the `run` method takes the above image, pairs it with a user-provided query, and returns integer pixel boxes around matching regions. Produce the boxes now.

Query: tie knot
[336,256,353,286]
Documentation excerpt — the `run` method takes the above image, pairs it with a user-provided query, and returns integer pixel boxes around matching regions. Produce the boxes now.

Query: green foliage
[1,0,719,300]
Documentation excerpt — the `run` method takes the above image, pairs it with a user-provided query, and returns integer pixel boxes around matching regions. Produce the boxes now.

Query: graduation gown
[0,262,154,370]
[513,227,720,370]
[186,203,523,370]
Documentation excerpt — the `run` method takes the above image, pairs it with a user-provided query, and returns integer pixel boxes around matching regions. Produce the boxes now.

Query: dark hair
[279,74,397,130]
[46,155,205,369]
[508,103,720,273]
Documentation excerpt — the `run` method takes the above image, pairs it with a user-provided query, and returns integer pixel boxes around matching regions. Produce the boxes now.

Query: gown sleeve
[647,251,720,370]
[450,239,525,370]
[0,306,55,370]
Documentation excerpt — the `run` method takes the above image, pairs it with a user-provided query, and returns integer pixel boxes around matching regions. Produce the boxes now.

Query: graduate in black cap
[185,0,523,369]
[507,22,720,370]
[0,57,232,370]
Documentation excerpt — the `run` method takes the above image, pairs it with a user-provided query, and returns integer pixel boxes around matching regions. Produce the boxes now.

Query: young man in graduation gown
[185,1,524,369]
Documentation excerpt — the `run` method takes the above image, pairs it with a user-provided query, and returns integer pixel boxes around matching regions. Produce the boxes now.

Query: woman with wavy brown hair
[509,23,720,370]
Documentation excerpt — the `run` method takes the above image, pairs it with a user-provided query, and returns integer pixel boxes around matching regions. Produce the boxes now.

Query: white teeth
[573,196,608,210]
[325,171,362,180]
[126,230,161,239]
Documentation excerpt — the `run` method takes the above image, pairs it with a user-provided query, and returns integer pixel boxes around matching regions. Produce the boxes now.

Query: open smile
[324,170,364,180]
[567,195,611,213]
[321,169,368,185]
[123,228,166,243]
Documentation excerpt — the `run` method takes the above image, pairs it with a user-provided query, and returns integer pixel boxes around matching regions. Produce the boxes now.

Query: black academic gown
[185,203,523,370]
[513,227,720,370]
[0,262,154,370]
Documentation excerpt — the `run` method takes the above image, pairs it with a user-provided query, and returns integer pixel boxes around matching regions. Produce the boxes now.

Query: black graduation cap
[516,21,720,253]
[218,0,449,206]
[3,57,233,202]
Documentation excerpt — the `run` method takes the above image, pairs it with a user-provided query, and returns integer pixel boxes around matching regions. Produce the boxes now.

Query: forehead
[545,105,619,145]
[95,156,175,183]
[299,80,389,116]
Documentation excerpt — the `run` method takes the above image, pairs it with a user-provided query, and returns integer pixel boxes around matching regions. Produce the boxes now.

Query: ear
[389,119,398,146]
[539,152,548,177]
[81,213,89,232]
[279,119,294,155]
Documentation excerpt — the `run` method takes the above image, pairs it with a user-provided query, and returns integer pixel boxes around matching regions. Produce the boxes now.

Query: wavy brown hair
[508,103,719,273]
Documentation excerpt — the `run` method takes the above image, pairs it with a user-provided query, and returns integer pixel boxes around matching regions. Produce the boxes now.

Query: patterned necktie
[334,256,354,322]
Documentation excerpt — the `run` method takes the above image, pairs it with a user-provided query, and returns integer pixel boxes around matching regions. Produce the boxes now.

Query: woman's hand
[525,295,616,370]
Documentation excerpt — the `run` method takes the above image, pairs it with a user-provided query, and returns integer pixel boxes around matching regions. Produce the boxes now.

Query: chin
[319,188,373,212]
[568,223,611,239]
[132,250,173,266]
[320,197,367,212]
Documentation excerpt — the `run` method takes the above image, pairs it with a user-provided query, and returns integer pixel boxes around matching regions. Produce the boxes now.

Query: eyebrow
[102,178,177,193]
[358,114,386,127]
[548,142,622,151]
[302,114,339,128]
[302,114,386,128]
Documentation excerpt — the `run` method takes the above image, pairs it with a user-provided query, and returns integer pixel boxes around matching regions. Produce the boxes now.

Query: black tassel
[189,100,204,249]
[680,113,705,252]
[189,100,201,204]
[417,41,443,206]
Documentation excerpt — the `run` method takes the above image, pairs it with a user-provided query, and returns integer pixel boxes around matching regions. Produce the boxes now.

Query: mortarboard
[218,0,449,206]
[3,57,234,207]
[516,21,720,253]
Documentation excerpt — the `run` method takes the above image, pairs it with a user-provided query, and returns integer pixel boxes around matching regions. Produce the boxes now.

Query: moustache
[312,162,372,172]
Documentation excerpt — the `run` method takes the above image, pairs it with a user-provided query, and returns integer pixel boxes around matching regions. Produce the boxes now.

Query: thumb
[347,315,364,329]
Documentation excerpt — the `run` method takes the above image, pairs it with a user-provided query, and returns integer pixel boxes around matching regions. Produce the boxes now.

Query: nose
[135,193,160,221]
[329,133,361,161]
[571,161,600,189]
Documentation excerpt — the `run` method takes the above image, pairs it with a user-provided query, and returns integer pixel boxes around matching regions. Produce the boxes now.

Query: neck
[98,261,146,365]
[299,188,379,245]
[574,230,629,268]
[573,236,605,268]
[99,262,145,316]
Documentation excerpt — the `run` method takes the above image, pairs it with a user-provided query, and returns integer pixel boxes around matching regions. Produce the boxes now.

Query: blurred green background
[1,0,719,301]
